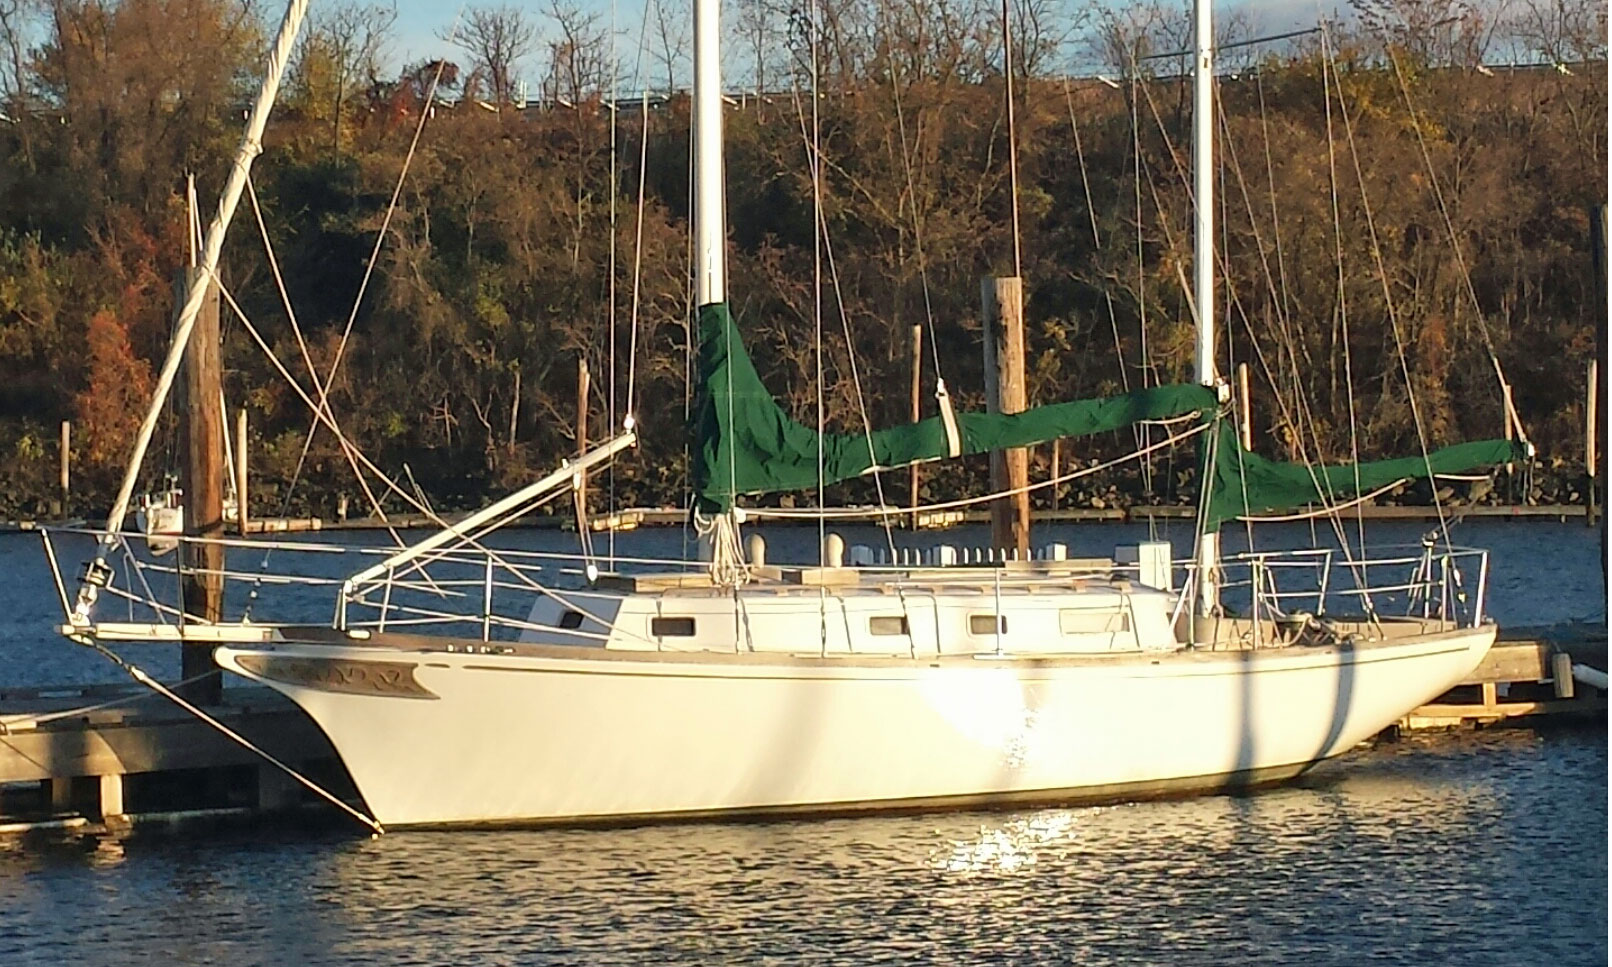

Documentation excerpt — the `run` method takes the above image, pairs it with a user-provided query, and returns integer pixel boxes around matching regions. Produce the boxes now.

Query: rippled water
[0,520,1605,964]
[0,729,1603,965]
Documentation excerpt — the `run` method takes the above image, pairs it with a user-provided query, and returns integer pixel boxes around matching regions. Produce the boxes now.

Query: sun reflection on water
[935,809,1079,874]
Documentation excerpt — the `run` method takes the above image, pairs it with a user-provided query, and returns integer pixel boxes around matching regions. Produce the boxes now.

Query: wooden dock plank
[0,696,335,785]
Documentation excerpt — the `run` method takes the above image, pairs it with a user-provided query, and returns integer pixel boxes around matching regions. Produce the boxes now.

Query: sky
[379,0,1339,89]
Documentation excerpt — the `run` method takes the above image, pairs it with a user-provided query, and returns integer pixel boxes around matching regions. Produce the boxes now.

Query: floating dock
[0,626,1601,835]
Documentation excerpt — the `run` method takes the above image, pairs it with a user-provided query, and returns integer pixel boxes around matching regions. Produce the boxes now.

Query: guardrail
[40,526,1490,649]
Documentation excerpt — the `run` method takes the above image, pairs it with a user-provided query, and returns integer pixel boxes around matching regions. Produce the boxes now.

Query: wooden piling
[179,267,224,705]
[1552,651,1576,700]
[982,276,1030,557]
[48,776,72,812]
[235,407,250,537]
[58,420,70,511]
[1589,360,1599,528]
[97,774,124,821]
[1236,362,1253,451]
[576,356,590,527]
[1593,205,1607,567]
[1050,438,1062,512]
[910,324,922,528]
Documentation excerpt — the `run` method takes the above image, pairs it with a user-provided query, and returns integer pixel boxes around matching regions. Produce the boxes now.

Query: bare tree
[1508,0,1606,63]
[449,4,538,107]
[1350,0,1499,66]
[541,0,609,106]
[649,0,687,95]
[0,0,39,166]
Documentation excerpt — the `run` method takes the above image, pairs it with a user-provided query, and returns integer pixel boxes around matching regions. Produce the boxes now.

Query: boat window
[557,610,585,630]
[1059,610,1129,634]
[869,616,909,636]
[651,617,696,637]
[969,615,1007,636]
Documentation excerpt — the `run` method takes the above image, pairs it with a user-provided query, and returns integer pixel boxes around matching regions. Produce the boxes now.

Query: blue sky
[381,0,1337,87]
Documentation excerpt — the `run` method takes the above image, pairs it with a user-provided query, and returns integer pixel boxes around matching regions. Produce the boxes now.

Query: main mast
[693,0,725,307]
[693,0,746,574]
[72,0,313,622]
[1192,0,1220,621]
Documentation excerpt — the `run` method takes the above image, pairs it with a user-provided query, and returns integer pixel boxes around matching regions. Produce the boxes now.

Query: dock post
[178,267,224,705]
[1552,651,1576,700]
[96,774,124,821]
[47,776,72,812]
[1502,380,1516,502]
[1050,438,1061,511]
[1588,360,1599,527]
[982,276,1030,558]
[1236,362,1252,451]
[58,420,70,514]
[236,407,250,536]
[1593,205,1607,564]
[576,356,589,528]
[910,324,922,529]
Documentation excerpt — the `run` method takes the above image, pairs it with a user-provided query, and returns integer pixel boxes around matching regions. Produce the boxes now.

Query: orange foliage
[73,309,154,477]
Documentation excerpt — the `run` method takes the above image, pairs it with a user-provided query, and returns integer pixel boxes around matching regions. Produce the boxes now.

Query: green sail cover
[1200,421,1525,530]
[691,302,1217,512]
[692,300,1523,523]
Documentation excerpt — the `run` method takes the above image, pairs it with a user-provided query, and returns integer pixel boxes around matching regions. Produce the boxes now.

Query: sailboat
[49,0,1522,829]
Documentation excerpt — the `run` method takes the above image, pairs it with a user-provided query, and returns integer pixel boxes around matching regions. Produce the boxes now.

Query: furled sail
[690,302,1525,524]
[691,303,1216,512]
[1199,421,1525,530]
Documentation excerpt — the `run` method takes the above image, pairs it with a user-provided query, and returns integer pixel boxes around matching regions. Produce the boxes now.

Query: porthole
[651,616,696,637]
[869,616,909,636]
[969,614,1007,636]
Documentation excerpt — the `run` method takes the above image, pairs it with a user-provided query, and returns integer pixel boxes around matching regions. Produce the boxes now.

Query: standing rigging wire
[1127,66,1161,522]
[1386,48,1532,457]
[606,0,618,569]
[1063,75,1153,498]
[1120,40,1384,611]
[1318,34,1370,563]
[881,4,945,383]
[623,0,654,432]
[1253,70,1297,353]
[1328,29,1458,554]
[238,172,447,616]
[1206,90,1383,607]
[271,10,467,529]
[789,95,912,564]
[233,5,471,617]
[809,0,826,569]
[1217,102,1258,564]
[680,15,698,562]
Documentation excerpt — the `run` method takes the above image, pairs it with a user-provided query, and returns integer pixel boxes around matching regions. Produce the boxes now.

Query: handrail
[344,429,636,590]
[50,522,1492,650]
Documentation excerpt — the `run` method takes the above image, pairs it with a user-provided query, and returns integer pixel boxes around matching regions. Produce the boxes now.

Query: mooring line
[73,637,385,835]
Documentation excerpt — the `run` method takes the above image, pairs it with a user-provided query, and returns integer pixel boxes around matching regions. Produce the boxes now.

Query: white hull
[217,623,1492,828]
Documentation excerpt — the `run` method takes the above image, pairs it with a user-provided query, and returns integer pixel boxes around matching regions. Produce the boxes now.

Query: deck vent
[651,616,696,637]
